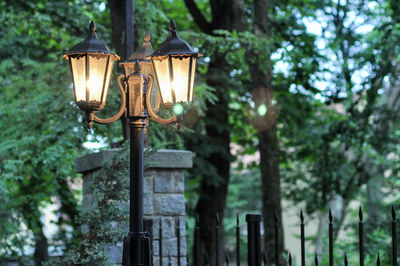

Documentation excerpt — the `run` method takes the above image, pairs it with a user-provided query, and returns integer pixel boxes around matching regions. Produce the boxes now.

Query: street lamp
[63,19,200,265]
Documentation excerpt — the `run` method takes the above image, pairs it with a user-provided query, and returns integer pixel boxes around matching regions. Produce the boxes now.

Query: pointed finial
[263,251,267,265]
[134,60,141,73]
[144,31,151,42]
[288,253,292,265]
[392,205,396,220]
[237,214,239,226]
[89,21,96,32]
[377,252,381,266]
[274,210,279,223]
[359,206,363,222]
[216,212,220,226]
[169,19,177,31]
[225,253,229,264]
[300,209,304,223]
[177,217,180,227]
[315,253,319,266]
[344,253,348,265]
[329,208,333,223]
[168,253,172,266]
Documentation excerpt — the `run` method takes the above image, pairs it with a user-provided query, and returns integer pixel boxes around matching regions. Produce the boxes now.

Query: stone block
[154,170,184,193]
[147,149,193,169]
[154,194,185,215]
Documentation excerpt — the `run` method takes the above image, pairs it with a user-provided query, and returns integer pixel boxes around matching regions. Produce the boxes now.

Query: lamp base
[122,231,151,266]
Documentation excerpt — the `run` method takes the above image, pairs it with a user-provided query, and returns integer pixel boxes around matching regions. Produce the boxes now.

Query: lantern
[150,19,201,108]
[63,21,120,112]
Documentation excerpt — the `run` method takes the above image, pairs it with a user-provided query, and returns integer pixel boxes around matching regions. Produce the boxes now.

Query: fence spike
[168,253,172,266]
[377,253,381,266]
[393,205,398,266]
[300,210,305,266]
[329,210,333,266]
[216,212,220,266]
[359,206,364,266]
[177,217,181,266]
[274,210,280,266]
[236,214,240,266]
[195,215,200,266]
[345,253,348,266]
[159,218,163,266]
[288,253,292,266]
[314,253,319,266]
[225,252,230,266]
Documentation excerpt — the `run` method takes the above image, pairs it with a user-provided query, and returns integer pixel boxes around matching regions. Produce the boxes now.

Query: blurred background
[1,0,400,265]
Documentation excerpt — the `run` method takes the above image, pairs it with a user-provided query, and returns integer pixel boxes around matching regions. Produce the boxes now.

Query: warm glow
[153,58,173,106]
[69,54,114,111]
[172,57,190,103]
[70,56,86,102]
[88,55,108,102]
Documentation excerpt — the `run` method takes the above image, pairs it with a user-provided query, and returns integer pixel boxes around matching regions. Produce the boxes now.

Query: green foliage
[48,144,155,265]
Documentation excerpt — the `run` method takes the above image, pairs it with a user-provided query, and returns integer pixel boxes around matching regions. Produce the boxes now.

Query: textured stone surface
[154,170,184,193]
[75,149,120,173]
[76,149,193,174]
[77,148,191,265]
[154,194,185,215]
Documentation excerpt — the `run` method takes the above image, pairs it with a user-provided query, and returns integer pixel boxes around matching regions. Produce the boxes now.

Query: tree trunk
[184,0,245,264]
[245,0,285,263]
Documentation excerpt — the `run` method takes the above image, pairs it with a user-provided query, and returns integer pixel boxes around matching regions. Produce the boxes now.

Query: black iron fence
[152,206,398,265]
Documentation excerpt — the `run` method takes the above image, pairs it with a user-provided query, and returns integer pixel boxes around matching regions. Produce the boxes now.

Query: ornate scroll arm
[145,74,176,125]
[87,74,127,128]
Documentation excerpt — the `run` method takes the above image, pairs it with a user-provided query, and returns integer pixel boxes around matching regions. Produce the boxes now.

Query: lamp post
[63,19,200,266]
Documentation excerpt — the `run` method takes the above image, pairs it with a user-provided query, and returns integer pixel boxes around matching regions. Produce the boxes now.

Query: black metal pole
[130,121,145,265]
[125,0,134,59]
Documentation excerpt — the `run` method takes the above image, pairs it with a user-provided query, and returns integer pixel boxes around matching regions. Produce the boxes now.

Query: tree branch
[184,0,213,34]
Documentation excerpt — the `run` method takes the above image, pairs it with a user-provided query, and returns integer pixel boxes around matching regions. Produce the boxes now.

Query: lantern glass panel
[153,58,173,106]
[70,56,86,102]
[172,57,191,103]
[87,55,108,103]
[189,57,197,102]
[102,57,114,104]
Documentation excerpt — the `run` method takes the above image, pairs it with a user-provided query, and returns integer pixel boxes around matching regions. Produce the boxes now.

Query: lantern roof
[63,21,120,60]
[127,32,154,61]
[150,19,201,58]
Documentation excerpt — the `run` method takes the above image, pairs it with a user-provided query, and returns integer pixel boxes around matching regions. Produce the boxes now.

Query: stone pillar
[75,149,192,265]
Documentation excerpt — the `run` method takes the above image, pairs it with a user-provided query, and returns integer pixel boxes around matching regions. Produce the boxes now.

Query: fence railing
[152,206,398,265]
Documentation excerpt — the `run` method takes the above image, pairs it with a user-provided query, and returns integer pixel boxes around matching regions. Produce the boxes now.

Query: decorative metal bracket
[86,74,126,129]
[145,74,177,125]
